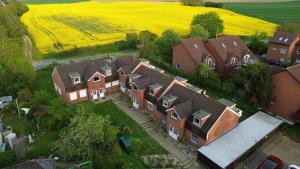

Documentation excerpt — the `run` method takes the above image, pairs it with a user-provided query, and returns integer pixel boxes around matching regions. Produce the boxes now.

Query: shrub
[205,2,223,8]
[189,24,209,39]
[125,32,139,49]
[0,150,20,168]
[180,0,204,6]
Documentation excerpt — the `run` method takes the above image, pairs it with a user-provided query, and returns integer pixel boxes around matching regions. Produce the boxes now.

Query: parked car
[257,155,284,169]
[287,165,300,169]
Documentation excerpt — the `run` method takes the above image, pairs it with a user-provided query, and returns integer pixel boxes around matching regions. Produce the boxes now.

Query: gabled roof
[134,77,151,90]
[206,35,253,62]
[269,31,299,46]
[177,37,213,64]
[286,64,300,83]
[162,83,228,138]
[55,56,134,92]
[134,65,174,99]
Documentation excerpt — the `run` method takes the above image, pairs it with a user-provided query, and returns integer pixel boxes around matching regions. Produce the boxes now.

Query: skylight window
[233,41,237,46]
[193,44,198,49]
[279,37,283,41]
[221,43,226,48]
[284,38,289,42]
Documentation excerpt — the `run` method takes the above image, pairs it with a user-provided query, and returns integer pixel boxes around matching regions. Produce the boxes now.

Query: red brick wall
[184,128,206,148]
[144,101,164,122]
[268,71,300,122]
[173,43,198,74]
[167,110,186,139]
[86,73,106,99]
[292,45,300,63]
[65,89,89,105]
[52,69,68,102]
[206,108,239,144]
[205,43,226,74]
[131,85,145,110]
[106,84,120,95]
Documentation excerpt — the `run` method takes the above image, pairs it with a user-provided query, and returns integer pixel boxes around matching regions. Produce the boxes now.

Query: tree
[138,30,157,57]
[125,32,139,49]
[154,29,181,62]
[247,32,268,55]
[192,64,222,90]
[191,12,224,38]
[180,0,204,6]
[55,105,117,161]
[189,24,209,39]
[234,63,273,107]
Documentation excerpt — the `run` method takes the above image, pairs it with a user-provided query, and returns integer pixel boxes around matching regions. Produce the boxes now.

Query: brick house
[52,56,134,104]
[292,41,300,64]
[267,31,300,64]
[52,56,241,148]
[268,65,300,123]
[173,36,254,74]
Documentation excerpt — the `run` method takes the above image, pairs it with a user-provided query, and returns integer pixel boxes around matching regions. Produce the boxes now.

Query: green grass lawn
[224,1,300,24]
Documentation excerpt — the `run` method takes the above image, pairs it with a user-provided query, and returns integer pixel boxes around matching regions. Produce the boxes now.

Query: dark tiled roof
[177,38,213,63]
[56,56,133,92]
[134,65,174,99]
[163,84,227,139]
[207,35,253,62]
[269,31,299,46]
[119,60,141,75]
[287,64,300,83]
[135,77,151,90]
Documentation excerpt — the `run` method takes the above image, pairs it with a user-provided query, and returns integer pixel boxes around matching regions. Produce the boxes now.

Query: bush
[125,32,139,49]
[0,150,20,168]
[180,0,204,6]
[205,2,223,8]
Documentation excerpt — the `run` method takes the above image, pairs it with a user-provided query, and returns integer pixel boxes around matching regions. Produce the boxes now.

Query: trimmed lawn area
[224,1,300,24]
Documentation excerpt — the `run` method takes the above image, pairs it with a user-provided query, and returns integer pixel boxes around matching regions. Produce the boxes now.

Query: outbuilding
[198,111,283,169]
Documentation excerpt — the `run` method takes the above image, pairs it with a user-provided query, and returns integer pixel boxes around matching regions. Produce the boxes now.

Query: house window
[176,64,180,69]
[147,102,153,111]
[112,80,119,86]
[230,57,237,66]
[193,117,200,126]
[297,49,300,54]
[92,90,96,95]
[79,89,87,98]
[70,92,77,101]
[120,82,125,88]
[133,85,138,91]
[273,46,276,51]
[193,43,198,49]
[105,83,112,88]
[233,41,237,46]
[94,76,100,82]
[171,112,178,119]
[169,127,178,135]
[221,43,226,48]
[191,133,198,144]
[163,100,168,108]
[74,77,80,84]
[280,48,287,54]
[243,54,251,62]
[120,70,125,76]
[106,70,112,76]
[149,88,154,95]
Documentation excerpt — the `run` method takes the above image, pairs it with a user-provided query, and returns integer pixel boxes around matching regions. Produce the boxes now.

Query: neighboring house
[52,56,134,104]
[267,31,300,64]
[268,64,300,123]
[52,56,241,148]
[173,36,254,74]
[292,41,300,64]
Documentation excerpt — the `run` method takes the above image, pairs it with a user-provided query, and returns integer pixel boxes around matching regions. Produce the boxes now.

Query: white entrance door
[92,90,98,100]
[120,82,126,92]
[169,126,178,140]
[132,97,139,109]
[99,88,105,98]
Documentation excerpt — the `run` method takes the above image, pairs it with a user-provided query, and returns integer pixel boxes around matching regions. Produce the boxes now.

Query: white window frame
[163,100,168,108]
[193,117,200,127]
[147,101,153,111]
[176,64,180,69]
[54,83,58,91]
[233,41,237,46]
[230,57,237,66]
[112,80,119,86]
[169,126,178,135]
[106,70,112,76]
[149,88,154,96]
[191,133,198,144]
[243,54,251,62]
[93,76,100,82]
[273,46,276,51]
[58,87,61,95]
[129,77,133,84]
[69,92,77,101]
[92,90,97,95]
[79,89,87,98]
[171,112,178,120]
[280,48,287,54]
[74,77,80,84]
[105,82,112,88]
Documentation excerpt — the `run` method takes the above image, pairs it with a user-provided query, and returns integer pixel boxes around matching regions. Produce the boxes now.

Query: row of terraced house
[52,56,242,148]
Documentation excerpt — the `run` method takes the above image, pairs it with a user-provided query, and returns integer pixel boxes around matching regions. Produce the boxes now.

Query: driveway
[239,132,300,169]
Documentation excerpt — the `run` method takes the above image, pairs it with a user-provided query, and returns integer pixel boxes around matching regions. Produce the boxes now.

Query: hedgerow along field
[224,1,300,25]
[21,1,277,55]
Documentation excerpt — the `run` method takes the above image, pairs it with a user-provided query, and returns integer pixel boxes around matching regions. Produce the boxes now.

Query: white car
[288,165,300,169]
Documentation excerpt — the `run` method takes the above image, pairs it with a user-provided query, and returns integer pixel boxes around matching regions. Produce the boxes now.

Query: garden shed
[120,135,132,152]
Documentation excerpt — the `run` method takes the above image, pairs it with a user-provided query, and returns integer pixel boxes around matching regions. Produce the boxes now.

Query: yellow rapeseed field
[21,1,277,54]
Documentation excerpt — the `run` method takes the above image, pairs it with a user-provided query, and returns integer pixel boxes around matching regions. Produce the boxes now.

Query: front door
[92,90,97,100]
[99,88,105,98]
[132,97,139,109]
[169,126,178,140]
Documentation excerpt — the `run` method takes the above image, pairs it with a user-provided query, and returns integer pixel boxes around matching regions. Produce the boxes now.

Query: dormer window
[193,43,198,49]
[284,38,289,42]
[193,110,211,127]
[280,48,287,54]
[230,57,237,66]
[101,65,112,76]
[120,70,125,76]
[74,77,80,84]
[279,37,283,41]
[133,84,138,91]
[233,41,237,46]
[94,76,100,82]
[106,69,112,76]
[163,100,168,108]
[149,83,163,96]
[221,43,226,48]
[193,117,200,126]
[69,72,81,85]
[149,88,154,95]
